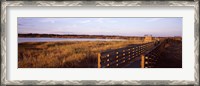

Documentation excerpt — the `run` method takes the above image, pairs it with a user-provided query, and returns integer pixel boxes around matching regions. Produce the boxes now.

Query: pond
[18,37,127,43]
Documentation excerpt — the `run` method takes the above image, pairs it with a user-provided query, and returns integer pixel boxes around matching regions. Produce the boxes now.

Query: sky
[18,18,182,37]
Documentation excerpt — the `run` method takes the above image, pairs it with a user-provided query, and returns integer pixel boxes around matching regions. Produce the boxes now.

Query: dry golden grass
[18,40,144,68]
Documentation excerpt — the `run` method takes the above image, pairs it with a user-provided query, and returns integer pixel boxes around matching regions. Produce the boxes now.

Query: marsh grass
[18,40,144,68]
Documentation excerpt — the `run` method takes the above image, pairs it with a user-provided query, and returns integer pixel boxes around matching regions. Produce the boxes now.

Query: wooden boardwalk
[97,41,157,68]
[155,39,182,68]
[97,38,182,68]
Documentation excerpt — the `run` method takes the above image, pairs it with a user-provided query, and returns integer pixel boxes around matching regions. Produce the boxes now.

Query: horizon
[18,18,182,37]
[18,33,182,37]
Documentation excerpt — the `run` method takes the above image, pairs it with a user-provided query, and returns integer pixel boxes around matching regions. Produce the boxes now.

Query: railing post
[98,53,101,68]
[141,54,145,68]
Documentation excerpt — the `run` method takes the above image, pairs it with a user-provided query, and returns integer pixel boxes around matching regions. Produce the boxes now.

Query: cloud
[51,31,75,34]
[145,18,163,22]
[80,20,91,23]
[96,18,104,23]
[71,24,76,27]
[18,23,35,27]
[80,18,104,23]
[96,18,118,23]
[39,18,56,23]
[78,18,118,24]
[109,20,118,23]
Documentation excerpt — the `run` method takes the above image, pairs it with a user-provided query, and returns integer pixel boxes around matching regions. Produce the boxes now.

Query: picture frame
[1,0,199,85]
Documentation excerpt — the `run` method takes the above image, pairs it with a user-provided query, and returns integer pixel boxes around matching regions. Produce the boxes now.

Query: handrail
[98,42,155,68]
[141,40,166,68]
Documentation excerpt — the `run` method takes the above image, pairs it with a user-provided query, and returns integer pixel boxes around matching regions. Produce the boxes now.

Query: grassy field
[18,40,144,68]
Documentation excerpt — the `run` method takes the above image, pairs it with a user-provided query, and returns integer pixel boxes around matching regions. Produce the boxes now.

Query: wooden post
[98,53,101,68]
[141,54,145,68]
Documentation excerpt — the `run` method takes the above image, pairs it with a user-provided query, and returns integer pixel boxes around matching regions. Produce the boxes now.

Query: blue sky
[18,18,182,37]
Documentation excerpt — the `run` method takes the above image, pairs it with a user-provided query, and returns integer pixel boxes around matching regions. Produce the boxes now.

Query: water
[18,37,126,43]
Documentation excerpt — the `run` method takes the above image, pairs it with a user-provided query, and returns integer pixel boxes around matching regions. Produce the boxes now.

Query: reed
[18,40,144,68]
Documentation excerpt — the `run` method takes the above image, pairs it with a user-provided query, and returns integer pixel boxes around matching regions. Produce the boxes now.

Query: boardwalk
[98,38,182,68]
[155,39,182,68]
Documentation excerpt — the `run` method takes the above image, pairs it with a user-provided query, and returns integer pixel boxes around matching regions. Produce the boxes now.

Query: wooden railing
[98,38,181,68]
[98,42,156,68]
[140,40,166,68]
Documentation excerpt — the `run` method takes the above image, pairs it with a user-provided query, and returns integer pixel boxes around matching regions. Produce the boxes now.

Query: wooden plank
[102,57,132,68]
[98,53,101,68]
[100,50,141,61]
[100,42,154,56]
[100,55,132,66]
[140,39,167,68]
[141,54,145,68]
[100,49,145,65]
[98,42,157,68]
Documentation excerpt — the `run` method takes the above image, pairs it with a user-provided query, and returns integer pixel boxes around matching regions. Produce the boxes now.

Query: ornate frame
[1,1,199,85]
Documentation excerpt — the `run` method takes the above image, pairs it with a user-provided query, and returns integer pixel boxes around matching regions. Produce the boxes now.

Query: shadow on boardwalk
[155,40,182,68]
[125,39,182,68]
